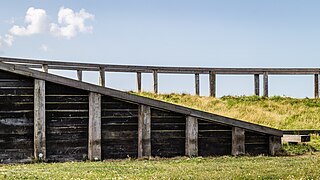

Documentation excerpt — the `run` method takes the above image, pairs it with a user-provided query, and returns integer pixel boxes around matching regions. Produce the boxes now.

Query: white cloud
[50,7,94,39]
[0,34,14,47]
[9,7,49,36]
[40,44,48,52]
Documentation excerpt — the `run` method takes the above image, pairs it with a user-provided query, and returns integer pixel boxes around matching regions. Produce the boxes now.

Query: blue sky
[0,1,320,97]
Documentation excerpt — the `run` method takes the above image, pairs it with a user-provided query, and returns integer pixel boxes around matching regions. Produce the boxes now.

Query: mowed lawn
[0,153,319,179]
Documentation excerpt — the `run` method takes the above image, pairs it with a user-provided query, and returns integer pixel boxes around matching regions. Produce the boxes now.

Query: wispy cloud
[40,44,49,52]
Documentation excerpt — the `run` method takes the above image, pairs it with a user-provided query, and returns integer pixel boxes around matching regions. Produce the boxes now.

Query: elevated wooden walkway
[0,61,282,163]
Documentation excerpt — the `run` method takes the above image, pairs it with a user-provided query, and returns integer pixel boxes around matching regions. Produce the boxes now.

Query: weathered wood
[209,71,216,97]
[185,116,198,157]
[137,72,142,92]
[88,92,101,160]
[195,73,200,96]
[315,74,319,98]
[153,70,158,94]
[0,62,283,136]
[232,127,245,156]
[254,74,260,96]
[99,67,105,87]
[34,79,46,160]
[77,70,83,81]
[138,104,151,158]
[269,136,281,156]
[41,64,48,73]
[263,72,268,97]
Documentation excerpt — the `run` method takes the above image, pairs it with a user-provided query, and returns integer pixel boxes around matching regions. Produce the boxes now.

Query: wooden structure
[0,60,282,163]
[0,56,319,98]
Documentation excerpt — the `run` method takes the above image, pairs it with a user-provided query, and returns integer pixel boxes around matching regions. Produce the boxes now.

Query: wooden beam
[77,70,83,81]
[153,70,158,94]
[195,73,200,96]
[254,74,260,96]
[137,72,142,92]
[41,64,48,73]
[138,104,151,158]
[0,62,283,137]
[34,79,46,161]
[99,67,105,87]
[269,136,281,156]
[263,72,269,97]
[185,116,198,157]
[88,92,102,161]
[232,127,245,156]
[209,71,216,97]
[315,74,319,99]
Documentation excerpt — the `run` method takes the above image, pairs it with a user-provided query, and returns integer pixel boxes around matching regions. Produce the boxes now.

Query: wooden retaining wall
[0,69,282,163]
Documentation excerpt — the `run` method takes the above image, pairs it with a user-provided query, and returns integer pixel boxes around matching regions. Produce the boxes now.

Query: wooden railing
[1,56,320,98]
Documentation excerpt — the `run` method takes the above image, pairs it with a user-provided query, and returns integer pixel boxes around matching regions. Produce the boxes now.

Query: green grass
[133,92,320,130]
[2,93,320,179]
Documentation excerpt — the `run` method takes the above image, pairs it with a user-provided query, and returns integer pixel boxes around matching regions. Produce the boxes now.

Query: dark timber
[0,59,283,163]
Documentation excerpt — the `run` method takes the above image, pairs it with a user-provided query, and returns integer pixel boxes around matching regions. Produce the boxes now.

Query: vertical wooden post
[137,72,142,92]
[88,92,102,161]
[138,104,151,158]
[99,67,106,87]
[77,70,83,81]
[263,72,269,97]
[232,127,245,156]
[153,70,158,94]
[185,116,198,157]
[34,79,46,161]
[254,74,260,96]
[314,74,319,99]
[41,64,48,73]
[195,73,200,96]
[269,136,281,156]
[209,71,216,97]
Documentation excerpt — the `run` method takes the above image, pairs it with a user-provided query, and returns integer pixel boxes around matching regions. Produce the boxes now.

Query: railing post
[232,127,245,156]
[99,67,106,87]
[195,73,200,96]
[34,79,46,161]
[88,92,102,161]
[254,74,260,96]
[138,104,151,158]
[185,116,198,157]
[41,64,48,73]
[153,70,158,94]
[314,74,319,99]
[209,71,216,97]
[77,70,83,81]
[137,72,142,92]
[263,72,269,97]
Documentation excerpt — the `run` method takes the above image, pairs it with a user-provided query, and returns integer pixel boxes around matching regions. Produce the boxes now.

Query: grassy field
[134,92,320,130]
[2,94,320,179]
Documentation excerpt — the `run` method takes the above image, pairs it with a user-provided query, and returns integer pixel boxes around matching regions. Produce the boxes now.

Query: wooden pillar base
[232,127,245,156]
[138,105,151,158]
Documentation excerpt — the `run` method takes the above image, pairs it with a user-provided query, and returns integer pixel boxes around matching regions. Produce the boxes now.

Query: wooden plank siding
[45,82,89,162]
[0,70,34,163]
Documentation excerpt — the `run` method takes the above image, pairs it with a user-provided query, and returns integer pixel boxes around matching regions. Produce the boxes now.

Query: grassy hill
[133,92,320,130]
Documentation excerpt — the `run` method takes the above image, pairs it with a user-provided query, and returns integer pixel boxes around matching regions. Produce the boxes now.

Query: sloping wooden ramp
[0,62,282,163]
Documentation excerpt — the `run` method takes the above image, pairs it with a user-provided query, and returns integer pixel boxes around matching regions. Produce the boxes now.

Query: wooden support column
[263,72,269,97]
[254,74,260,96]
[232,127,245,156]
[195,73,200,95]
[99,67,106,87]
[269,136,281,156]
[34,79,46,161]
[138,105,151,158]
[88,92,102,161]
[41,64,48,73]
[314,74,319,99]
[185,116,198,157]
[209,71,216,97]
[153,70,158,94]
[137,72,142,92]
[77,70,83,81]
